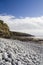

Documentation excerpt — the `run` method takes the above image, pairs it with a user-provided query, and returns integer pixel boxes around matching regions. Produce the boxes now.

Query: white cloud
[0,15,43,36]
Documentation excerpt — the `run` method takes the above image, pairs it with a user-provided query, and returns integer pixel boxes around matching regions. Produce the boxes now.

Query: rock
[0,60,5,65]
[18,61,22,65]
[0,47,5,53]
[36,61,40,65]
[0,53,2,60]
[0,42,5,48]
[2,52,8,60]
[7,58,12,62]
[15,62,18,65]
[0,38,41,65]
[11,60,16,65]
[7,51,16,60]
[4,58,12,62]
[5,62,12,65]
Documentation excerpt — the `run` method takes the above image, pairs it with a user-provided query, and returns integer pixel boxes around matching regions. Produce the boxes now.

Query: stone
[5,62,12,65]
[0,53,2,60]
[2,52,8,60]
[0,60,5,65]
[0,42,5,48]
[7,51,16,60]
[0,38,41,65]
[18,61,22,65]
[5,58,12,62]
[11,61,16,65]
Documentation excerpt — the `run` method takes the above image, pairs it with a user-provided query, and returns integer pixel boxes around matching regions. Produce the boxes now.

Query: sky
[0,0,43,17]
[0,0,43,37]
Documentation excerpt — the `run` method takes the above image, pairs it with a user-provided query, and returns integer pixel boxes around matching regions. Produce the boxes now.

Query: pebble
[2,52,8,59]
[0,53,2,60]
[5,62,12,65]
[0,38,41,65]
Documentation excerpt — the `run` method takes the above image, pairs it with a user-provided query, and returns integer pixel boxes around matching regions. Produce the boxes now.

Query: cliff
[0,20,10,38]
[0,20,34,41]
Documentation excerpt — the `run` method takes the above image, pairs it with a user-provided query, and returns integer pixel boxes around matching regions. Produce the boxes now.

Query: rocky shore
[0,38,43,65]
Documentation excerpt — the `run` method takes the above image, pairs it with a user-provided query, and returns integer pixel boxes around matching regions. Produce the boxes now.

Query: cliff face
[0,20,10,38]
[0,20,34,41]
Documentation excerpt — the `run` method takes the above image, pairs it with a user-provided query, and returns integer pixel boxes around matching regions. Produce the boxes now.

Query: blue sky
[0,0,43,17]
[0,0,43,37]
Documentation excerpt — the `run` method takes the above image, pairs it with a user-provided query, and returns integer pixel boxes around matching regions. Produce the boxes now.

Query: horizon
[0,0,43,37]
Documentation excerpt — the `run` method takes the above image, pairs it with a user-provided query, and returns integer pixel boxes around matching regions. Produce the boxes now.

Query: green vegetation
[10,31,34,41]
[0,20,34,40]
[0,20,40,42]
[0,20,10,38]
